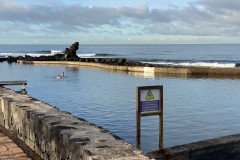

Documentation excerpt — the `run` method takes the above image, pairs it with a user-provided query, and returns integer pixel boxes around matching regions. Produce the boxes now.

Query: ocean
[1,44,240,68]
[1,44,240,153]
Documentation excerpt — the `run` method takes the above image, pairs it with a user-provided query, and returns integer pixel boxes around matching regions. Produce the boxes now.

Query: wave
[0,50,63,58]
[0,53,26,57]
[50,50,63,54]
[34,50,63,54]
[77,53,96,57]
[96,53,115,57]
[77,53,115,57]
[0,51,113,58]
[35,50,51,53]
[144,61,237,68]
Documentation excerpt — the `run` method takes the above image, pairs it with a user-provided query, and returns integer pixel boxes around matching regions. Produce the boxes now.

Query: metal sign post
[136,85,163,150]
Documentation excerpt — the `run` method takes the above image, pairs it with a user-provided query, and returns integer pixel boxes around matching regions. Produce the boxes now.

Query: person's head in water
[57,75,61,80]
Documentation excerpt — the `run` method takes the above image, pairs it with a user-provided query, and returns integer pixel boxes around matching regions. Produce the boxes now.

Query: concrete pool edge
[0,87,150,160]
[147,133,240,160]
[17,60,240,76]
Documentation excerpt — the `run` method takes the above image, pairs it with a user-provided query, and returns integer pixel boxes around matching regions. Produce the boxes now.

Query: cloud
[1,0,240,37]
[0,1,148,28]
[143,0,240,36]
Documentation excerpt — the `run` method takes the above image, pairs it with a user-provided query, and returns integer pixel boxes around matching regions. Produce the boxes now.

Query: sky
[1,0,240,44]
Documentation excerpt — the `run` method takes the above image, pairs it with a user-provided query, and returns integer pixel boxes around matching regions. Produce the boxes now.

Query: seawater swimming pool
[1,61,240,153]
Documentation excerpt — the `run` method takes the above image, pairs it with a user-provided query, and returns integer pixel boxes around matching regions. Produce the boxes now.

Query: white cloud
[1,0,240,43]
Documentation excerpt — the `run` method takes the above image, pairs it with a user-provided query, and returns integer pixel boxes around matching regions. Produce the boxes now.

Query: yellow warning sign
[145,90,154,100]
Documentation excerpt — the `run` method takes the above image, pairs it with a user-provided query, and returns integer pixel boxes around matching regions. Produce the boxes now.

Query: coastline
[17,59,240,76]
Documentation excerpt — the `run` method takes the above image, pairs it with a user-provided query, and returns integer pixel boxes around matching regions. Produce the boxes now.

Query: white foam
[0,53,25,57]
[51,50,63,54]
[0,50,63,58]
[146,61,236,68]
[77,53,96,57]
[26,53,52,57]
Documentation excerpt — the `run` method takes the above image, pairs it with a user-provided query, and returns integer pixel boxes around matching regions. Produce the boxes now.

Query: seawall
[147,133,240,160]
[0,87,149,160]
[17,60,240,76]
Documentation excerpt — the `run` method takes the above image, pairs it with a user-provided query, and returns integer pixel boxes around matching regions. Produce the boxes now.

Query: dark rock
[99,58,106,63]
[74,57,80,61]
[18,56,24,60]
[125,60,133,65]
[88,58,94,62]
[64,48,70,58]
[111,58,118,63]
[79,58,84,62]
[105,59,112,63]
[25,55,33,61]
[7,56,17,63]
[54,54,64,58]
[39,56,46,60]
[64,42,79,59]
[0,57,7,62]
[117,58,126,65]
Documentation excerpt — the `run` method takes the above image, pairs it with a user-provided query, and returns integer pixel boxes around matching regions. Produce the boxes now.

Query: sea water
[1,44,240,152]
[1,44,240,68]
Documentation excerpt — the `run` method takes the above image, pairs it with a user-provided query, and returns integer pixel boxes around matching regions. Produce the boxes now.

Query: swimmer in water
[57,75,61,80]
[62,72,64,76]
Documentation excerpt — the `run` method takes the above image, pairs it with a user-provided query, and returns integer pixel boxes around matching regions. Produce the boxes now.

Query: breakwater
[17,57,240,76]
[0,87,149,160]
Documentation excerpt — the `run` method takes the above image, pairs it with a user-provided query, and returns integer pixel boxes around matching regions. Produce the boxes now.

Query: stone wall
[0,87,149,160]
[18,60,240,76]
[147,134,240,160]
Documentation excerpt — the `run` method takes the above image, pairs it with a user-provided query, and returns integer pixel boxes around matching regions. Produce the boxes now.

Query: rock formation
[64,42,79,58]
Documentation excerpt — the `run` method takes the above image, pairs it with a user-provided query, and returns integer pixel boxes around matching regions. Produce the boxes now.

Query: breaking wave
[145,61,237,68]
[77,53,115,57]
[0,50,63,57]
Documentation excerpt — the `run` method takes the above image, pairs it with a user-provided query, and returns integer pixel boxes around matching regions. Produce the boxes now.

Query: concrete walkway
[0,125,42,160]
[0,132,31,159]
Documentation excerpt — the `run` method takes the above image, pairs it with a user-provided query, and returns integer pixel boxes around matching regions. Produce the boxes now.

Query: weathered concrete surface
[0,87,150,160]
[147,134,240,160]
[18,60,240,76]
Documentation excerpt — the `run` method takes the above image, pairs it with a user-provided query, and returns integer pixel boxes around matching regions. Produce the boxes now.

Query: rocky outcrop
[64,42,79,59]
[0,57,7,62]
[78,58,152,67]
[7,56,18,63]
[16,55,153,67]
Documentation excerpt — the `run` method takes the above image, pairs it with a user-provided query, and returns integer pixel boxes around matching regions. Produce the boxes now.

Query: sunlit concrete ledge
[17,60,240,76]
[0,87,149,160]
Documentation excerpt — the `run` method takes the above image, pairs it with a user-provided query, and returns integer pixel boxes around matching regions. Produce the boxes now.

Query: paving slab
[0,132,31,160]
[0,125,42,160]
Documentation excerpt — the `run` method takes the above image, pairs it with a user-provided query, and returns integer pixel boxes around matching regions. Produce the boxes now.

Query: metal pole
[159,87,163,149]
[136,87,141,149]
[137,111,141,149]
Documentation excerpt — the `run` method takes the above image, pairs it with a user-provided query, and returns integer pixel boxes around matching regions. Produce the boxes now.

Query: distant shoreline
[17,58,240,76]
